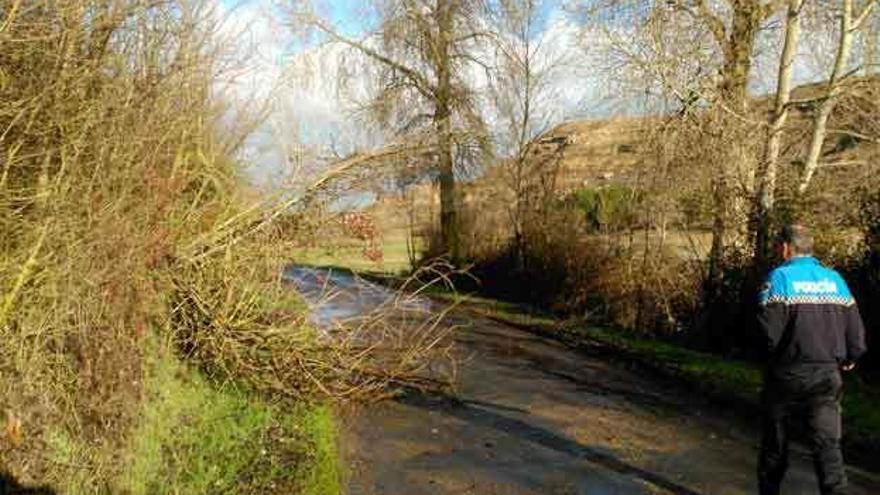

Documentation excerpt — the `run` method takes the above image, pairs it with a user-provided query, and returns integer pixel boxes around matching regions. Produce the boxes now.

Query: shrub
[843,189,880,368]
[565,185,641,233]
[464,202,701,335]
[0,1,349,488]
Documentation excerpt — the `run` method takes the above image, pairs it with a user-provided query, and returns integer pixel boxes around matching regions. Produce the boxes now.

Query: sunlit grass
[121,343,341,495]
[293,234,419,274]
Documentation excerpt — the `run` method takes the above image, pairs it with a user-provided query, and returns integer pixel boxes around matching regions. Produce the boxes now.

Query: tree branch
[817,159,866,168]
[852,1,877,31]
[826,128,880,143]
[696,0,727,46]
[666,0,727,46]
[311,18,436,100]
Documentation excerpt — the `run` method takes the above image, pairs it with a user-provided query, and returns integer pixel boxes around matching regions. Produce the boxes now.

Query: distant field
[292,219,713,277]
[292,232,419,274]
[604,230,713,260]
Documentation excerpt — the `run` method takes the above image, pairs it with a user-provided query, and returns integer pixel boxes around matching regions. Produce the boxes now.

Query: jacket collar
[783,255,819,267]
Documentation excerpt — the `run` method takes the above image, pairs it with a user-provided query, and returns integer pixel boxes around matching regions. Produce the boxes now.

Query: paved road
[285,267,880,495]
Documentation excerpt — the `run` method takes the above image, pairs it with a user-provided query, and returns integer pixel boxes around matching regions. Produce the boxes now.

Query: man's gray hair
[778,224,814,255]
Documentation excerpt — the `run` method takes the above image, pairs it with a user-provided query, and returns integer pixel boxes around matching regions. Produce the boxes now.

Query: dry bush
[0,1,456,487]
[169,233,457,402]
[0,0,364,488]
[835,189,880,368]
[0,0,234,484]
[458,196,702,335]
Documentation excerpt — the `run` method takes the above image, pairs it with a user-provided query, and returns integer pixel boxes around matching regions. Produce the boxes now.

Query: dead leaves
[4,411,22,448]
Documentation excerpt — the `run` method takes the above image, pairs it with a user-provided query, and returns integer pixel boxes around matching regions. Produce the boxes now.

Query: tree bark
[799,0,874,194]
[435,1,460,262]
[706,0,767,292]
[719,0,765,109]
[753,0,804,269]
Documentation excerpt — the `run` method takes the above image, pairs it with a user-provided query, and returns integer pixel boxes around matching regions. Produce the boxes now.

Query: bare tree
[488,0,570,268]
[798,0,878,194]
[575,0,783,292]
[752,0,806,267]
[663,1,785,291]
[290,0,492,263]
[658,0,782,109]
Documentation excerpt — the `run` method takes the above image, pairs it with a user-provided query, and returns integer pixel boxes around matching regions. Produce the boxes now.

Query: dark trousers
[758,365,847,495]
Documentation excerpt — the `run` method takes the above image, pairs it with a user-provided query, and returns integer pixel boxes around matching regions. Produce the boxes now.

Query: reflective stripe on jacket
[758,256,867,368]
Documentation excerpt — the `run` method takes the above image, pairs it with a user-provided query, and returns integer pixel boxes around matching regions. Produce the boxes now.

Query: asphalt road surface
[285,266,880,495]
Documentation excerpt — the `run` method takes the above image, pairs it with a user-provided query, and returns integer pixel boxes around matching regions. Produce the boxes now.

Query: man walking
[757,224,867,495]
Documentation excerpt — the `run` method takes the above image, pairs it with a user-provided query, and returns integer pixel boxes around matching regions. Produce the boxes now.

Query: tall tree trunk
[513,10,534,273]
[435,1,460,262]
[754,0,804,270]
[706,174,728,294]
[706,0,764,293]
[719,0,764,108]
[437,107,459,261]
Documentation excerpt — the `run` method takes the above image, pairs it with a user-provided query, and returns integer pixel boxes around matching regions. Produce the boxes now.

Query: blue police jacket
[758,256,867,368]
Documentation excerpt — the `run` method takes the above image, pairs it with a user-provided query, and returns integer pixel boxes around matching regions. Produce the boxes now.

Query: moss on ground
[117,347,341,495]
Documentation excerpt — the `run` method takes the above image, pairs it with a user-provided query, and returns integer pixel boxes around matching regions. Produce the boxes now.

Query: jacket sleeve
[845,303,868,362]
[757,271,789,354]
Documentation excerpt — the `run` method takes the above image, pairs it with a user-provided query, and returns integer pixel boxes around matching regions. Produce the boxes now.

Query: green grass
[577,324,880,448]
[299,403,341,495]
[118,345,341,495]
[293,236,418,275]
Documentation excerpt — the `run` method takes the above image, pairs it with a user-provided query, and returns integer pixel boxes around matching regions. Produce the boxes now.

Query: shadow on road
[396,387,706,495]
[0,472,56,495]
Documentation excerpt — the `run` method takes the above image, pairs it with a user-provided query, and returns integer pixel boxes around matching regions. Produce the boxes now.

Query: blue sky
[322,0,378,36]
[223,0,376,37]
[310,0,564,35]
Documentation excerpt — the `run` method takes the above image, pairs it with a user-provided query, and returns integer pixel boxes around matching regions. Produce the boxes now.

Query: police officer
[757,224,867,495]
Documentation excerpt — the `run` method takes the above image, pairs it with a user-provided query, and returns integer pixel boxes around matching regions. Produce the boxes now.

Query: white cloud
[204,1,863,190]
[203,1,391,188]
[201,1,621,189]
[211,0,288,102]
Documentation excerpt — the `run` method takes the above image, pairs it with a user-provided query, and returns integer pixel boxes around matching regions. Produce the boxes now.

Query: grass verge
[117,343,340,495]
